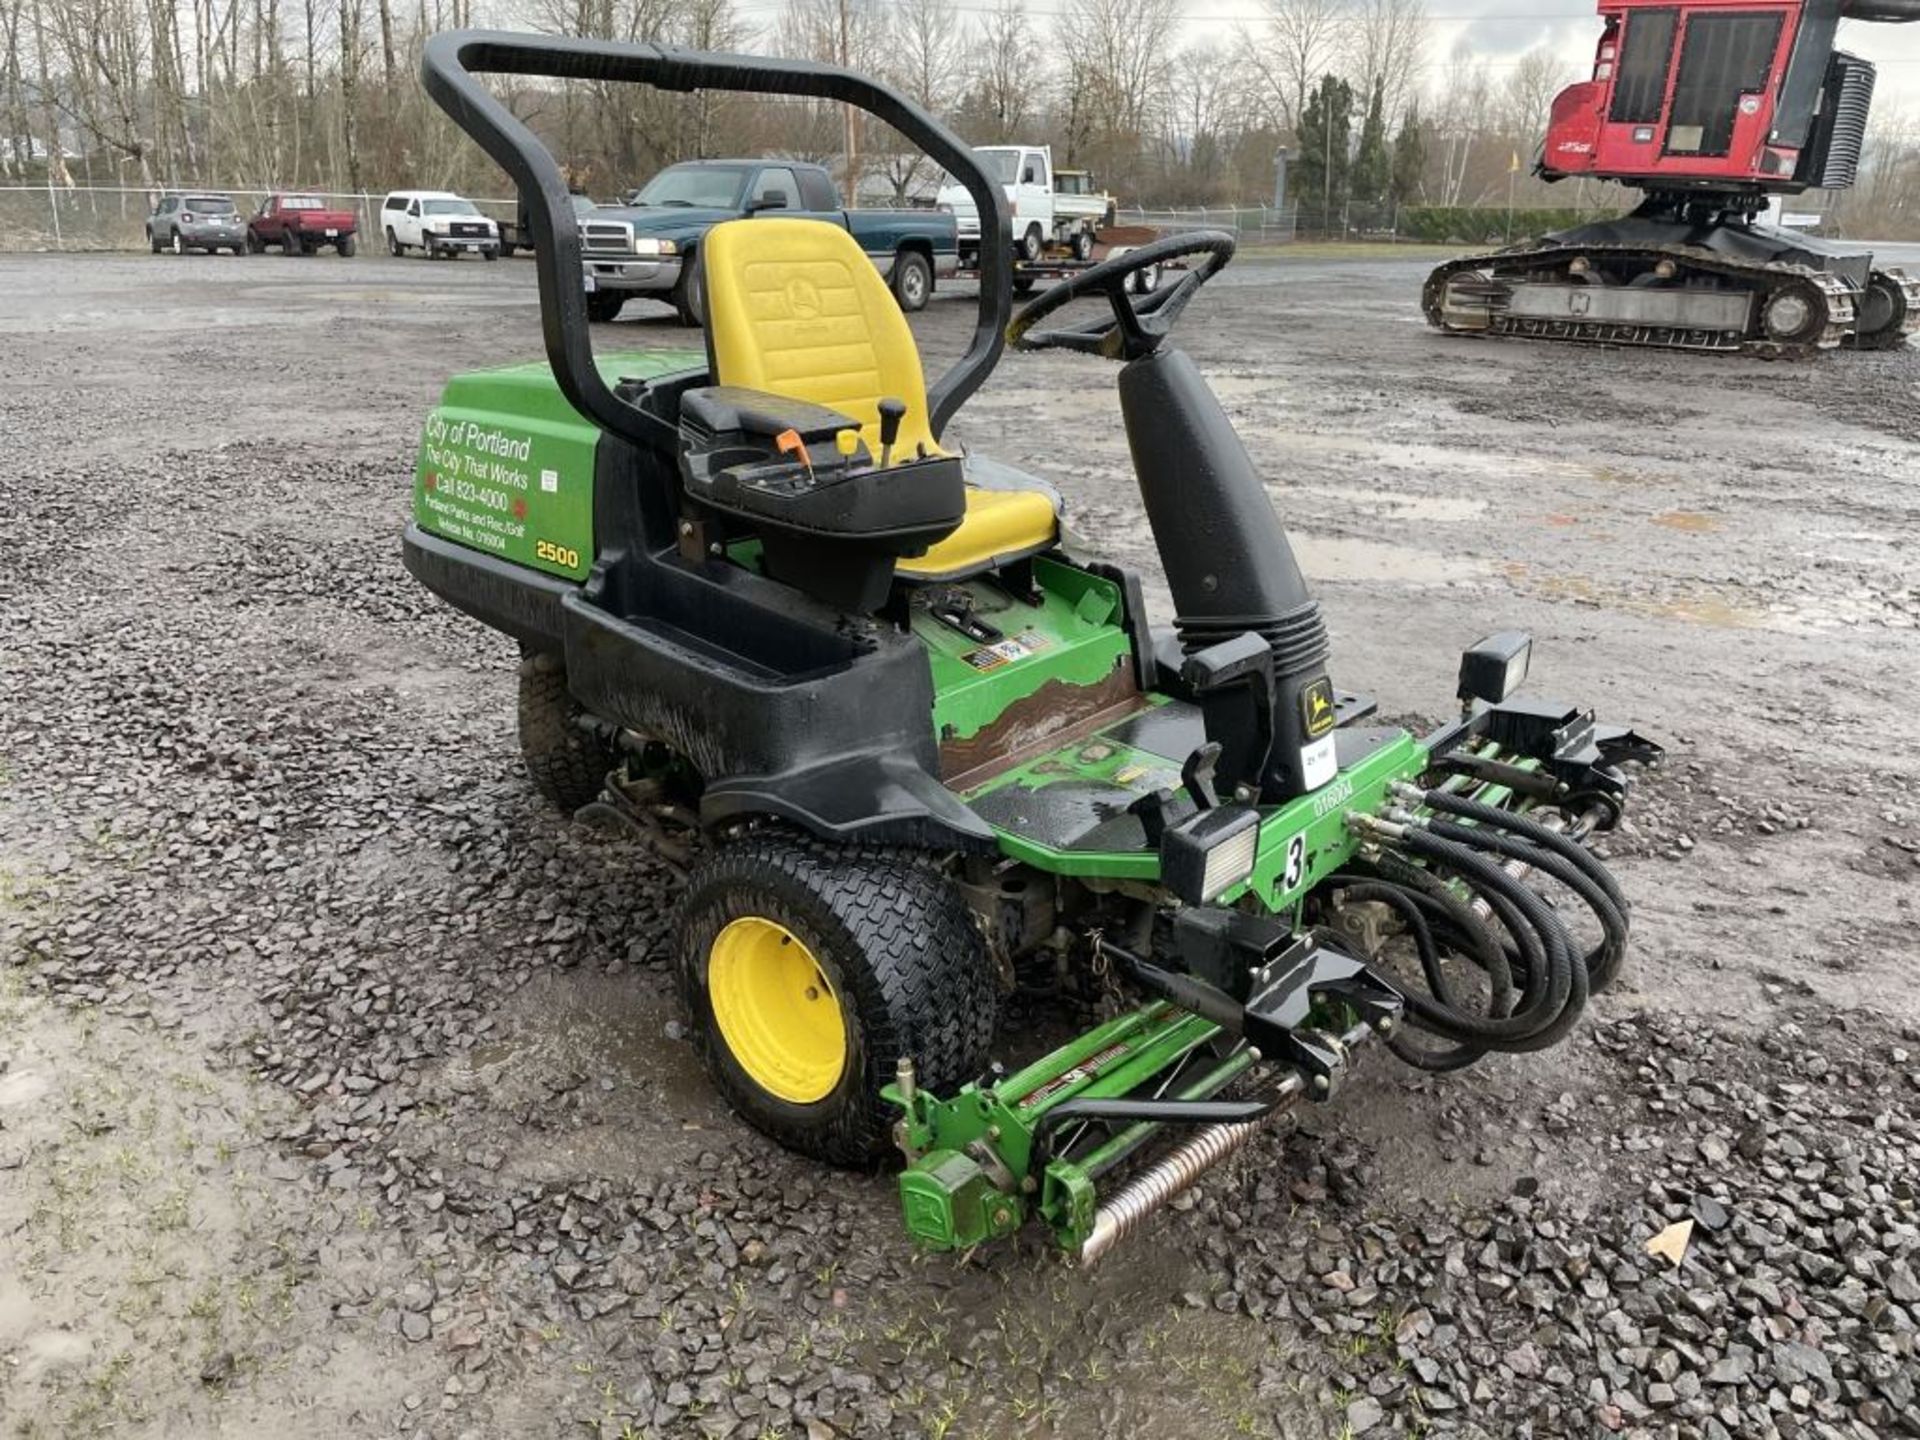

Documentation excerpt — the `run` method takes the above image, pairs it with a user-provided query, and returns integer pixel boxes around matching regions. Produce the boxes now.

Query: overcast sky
[734,0,1920,116]
[1185,0,1920,113]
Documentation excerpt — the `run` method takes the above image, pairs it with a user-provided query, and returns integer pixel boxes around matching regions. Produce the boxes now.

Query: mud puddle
[1292,532,1493,584]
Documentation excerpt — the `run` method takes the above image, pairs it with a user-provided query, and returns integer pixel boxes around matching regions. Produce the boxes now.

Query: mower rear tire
[517,651,617,813]
[674,836,999,1167]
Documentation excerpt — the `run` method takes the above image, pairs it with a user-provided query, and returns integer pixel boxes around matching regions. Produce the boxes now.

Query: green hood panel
[413,349,704,581]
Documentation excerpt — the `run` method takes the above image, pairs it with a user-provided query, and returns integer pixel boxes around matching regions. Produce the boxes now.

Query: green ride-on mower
[408,33,1661,1262]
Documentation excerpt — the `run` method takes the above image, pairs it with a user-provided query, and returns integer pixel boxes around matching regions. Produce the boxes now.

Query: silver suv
[147,194,248,256]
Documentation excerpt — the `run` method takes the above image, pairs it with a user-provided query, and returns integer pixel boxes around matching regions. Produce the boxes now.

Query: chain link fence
[1116,201,1598,246]
[1116,204,1299,244]
[0,184,517,252]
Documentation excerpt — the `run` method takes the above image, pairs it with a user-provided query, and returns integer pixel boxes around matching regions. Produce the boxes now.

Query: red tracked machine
[1426,0,1920,357]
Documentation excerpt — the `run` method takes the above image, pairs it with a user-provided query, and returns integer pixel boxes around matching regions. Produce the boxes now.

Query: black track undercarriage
[1425,193,1918,360]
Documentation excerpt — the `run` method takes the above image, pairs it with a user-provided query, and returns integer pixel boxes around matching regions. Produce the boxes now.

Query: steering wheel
[1006,230,1236,362]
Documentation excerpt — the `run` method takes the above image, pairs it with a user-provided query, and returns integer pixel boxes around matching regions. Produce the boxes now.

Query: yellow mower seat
[700,217,1057,581]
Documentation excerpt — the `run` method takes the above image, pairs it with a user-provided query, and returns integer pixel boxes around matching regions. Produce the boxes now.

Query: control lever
[877,397,907,468]
[834,428,861,471]
[774,427,814,479]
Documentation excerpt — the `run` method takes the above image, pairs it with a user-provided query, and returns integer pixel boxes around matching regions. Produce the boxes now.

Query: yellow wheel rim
[707,917,847,1104]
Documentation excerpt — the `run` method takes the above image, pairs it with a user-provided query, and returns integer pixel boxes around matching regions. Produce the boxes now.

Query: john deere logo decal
[1302,677,1336,737]
[784,276,823,318]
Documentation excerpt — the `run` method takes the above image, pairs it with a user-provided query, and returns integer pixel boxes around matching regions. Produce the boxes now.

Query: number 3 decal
[1283,834,1306,890]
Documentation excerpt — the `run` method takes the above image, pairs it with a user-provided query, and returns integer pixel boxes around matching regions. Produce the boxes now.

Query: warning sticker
[959,630,1053,673]
[1018,1042,1131,1109]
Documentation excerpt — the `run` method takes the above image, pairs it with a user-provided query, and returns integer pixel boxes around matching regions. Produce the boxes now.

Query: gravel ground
[1,248,1917,1440]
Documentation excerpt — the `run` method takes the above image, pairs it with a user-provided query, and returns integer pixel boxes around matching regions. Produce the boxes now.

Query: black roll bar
[420,30,1014,449]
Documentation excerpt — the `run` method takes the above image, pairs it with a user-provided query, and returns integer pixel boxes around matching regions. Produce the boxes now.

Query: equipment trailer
[410,32,1661,1260]
[1427,0,1919,357]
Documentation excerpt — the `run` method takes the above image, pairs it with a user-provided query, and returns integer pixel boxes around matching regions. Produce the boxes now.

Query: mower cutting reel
[408,31,1662,1261]
[1426,0,1919,357]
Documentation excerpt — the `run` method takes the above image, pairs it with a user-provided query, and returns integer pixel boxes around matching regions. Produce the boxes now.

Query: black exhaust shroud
[1118,347,1337,802]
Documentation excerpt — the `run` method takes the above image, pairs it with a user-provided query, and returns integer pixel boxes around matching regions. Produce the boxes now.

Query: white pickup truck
[935,145,1105,267]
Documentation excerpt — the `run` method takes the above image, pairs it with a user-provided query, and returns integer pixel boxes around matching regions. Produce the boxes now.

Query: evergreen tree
[1351,76,1391,212]
[1293,73,1354,223]
[1390,102,1427,207]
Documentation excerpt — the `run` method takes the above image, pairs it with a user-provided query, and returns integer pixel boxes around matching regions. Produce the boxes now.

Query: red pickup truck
[247,194,359,256]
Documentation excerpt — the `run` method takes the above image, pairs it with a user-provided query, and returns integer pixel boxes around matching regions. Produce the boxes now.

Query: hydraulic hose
[1371,829,1585,1053]
[1423,817,1631,993]
[1331,879,1488,1072]
[1370,849,1516,1013]
[1414,787,1629,919]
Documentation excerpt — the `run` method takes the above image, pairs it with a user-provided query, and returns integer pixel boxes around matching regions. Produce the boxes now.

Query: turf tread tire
[516,652,617,813]
[674,835,999,1168]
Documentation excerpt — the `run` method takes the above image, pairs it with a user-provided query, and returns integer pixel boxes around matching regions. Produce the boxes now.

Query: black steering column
[1010,232,1338,805]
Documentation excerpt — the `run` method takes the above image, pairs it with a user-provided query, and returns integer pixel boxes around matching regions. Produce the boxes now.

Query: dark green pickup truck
[577,159,960,324]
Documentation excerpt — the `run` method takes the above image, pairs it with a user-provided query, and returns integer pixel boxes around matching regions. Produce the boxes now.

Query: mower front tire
[674,837,999,1168]
[517,651,618,813]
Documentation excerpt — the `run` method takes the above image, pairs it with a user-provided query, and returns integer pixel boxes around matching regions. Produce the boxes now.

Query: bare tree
[28,0,69,184]
[1,0,30,176]
[1168,42,1246,198]
[1347,0,1426,125]
[965,0,1040,144]
[1500,45,1572,153]
[1054,0,1179,193]
[1839,104,1919,236]
[1243,0,1345,134]
[338,0,364,192]
[674,0,753,159]
[46,0,157,184]
[1431,41,1493,205]
[875,0,961,201]
[776,0,889,198]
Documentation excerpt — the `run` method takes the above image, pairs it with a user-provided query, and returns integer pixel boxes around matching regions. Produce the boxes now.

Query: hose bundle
[1337,788,1631,1073]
